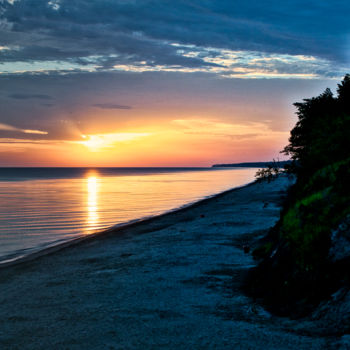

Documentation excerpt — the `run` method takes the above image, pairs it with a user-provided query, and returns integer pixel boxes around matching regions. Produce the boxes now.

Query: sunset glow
[0,117,292,166]
[0,0,346,166]
[79,132,152,152]
[0,117,290,166]
[86,175,99,231]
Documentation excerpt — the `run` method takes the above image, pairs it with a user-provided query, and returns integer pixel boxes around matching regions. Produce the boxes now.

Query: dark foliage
[245,74,350,318]
[255,159,283,182]
[282,75,350,178]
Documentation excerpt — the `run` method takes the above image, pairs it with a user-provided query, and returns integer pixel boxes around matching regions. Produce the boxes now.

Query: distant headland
[212,161,291,168]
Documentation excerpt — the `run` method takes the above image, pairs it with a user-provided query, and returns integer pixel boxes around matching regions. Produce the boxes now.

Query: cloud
[0,122,48,135]
[8,93,53,100]
[172,119,288,140]
[47,0,60,11]
[110,46,348,79]
[0,0,348,78]
[184,131,259,140]
[92,103,131,110]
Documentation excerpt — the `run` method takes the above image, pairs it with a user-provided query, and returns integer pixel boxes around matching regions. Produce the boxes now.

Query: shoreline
[0,179,256,269]
[0,175,333,349]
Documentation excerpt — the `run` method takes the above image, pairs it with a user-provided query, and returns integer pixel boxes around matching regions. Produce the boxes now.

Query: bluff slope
[246,75,350,325]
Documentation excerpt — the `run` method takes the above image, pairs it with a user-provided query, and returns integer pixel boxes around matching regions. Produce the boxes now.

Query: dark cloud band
[8,93,53,100]
[92,103,131,110]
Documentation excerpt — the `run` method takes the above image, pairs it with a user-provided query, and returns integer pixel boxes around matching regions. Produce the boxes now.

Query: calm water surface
[0,167,256,263]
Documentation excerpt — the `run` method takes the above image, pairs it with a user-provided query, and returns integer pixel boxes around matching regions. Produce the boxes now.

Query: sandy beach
[0,177,335,349]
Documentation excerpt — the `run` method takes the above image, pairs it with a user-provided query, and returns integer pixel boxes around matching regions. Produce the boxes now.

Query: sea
[0,167,257,264]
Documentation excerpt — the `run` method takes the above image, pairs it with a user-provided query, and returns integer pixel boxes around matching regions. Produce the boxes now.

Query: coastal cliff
[245,75,350,326]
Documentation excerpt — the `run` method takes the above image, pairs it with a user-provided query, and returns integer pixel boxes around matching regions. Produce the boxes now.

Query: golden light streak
[86,174,99,232]
[78,132,151,151]
[0,123,48,135]
[23,129,48,135]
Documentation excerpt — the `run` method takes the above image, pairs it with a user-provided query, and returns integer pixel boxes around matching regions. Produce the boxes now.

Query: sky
[0,0,349,166]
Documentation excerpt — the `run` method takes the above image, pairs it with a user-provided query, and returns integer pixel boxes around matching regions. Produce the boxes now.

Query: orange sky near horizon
[0,116,290,167]
[0,58,338,168]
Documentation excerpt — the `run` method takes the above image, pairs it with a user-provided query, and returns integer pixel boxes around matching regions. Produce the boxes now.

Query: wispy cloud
[0,45,346,79]
[8,93,53,100]
[47,0,60,11]
[0,0,348,78]
[111,45,347,79]
[0,123,48,135]
[92,103,132,110]
[172,119,288,139]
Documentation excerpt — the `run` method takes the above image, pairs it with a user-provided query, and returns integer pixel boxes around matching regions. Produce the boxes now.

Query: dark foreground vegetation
[246,75,350,318]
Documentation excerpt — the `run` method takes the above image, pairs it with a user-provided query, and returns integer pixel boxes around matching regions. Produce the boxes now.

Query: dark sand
[0,177,336,349]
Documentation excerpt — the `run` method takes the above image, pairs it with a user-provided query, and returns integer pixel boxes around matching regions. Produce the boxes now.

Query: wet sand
[0,177,335,349]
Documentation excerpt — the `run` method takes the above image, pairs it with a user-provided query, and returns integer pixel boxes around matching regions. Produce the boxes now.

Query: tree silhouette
[283,74,350,177]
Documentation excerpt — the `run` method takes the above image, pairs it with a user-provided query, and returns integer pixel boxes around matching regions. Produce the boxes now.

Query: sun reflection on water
[86,174,99,232]
[0,168,259,259]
